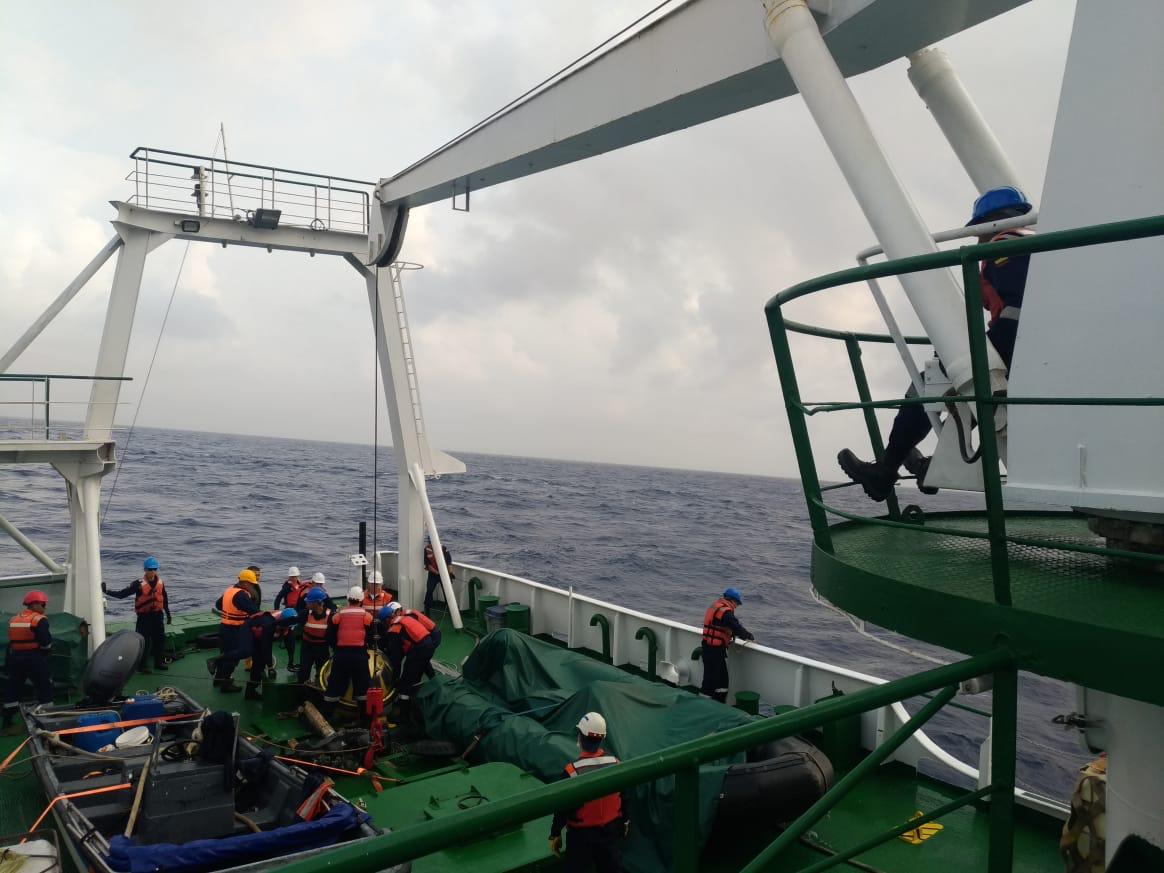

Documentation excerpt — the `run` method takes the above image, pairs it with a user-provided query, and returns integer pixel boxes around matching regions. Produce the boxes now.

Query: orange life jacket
[401,609,435,632]
[564,750,622,828]
[135,578,165,615]
[332,606,371,648]
[284,579,304,609]
[220,585,250,627]
[388,613,431,652]
[361,590,390,616]
[302,608,332,644]
[979,227,1034,325]
[8,609,48,653]
[702,598,736,648]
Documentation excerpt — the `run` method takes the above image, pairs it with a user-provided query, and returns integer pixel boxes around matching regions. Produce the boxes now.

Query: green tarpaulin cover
[0,610,90,697]
[418,630,757,871]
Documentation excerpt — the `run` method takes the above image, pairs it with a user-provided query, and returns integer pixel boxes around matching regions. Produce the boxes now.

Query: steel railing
[764,213,1164,606]
[126,147,373,234]
[0,373,132,440]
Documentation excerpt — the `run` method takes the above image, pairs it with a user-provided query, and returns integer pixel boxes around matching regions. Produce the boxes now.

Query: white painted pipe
[409,463,463,629]
[0,512,66,574]
[0,236,122,373]
[80,476,107,648]
[907,48,1023,195]
[762,0,1004,392]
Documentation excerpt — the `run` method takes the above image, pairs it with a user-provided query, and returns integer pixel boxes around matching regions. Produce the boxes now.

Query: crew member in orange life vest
[423,535,454,616]
[297,587,333,685]
[360,571,393,616]
[244,607,299,701]
[700,588,754,704]
[839,187,1036,502]
[273,566,305,672]
[382,602,440,703]
[322,587,373,719]
[549,712,629,873]
[3,590,54,733]
[213,569,261,693]
[103,555,172,672]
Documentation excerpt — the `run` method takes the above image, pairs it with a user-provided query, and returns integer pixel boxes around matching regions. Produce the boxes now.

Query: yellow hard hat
[238,569,258,584]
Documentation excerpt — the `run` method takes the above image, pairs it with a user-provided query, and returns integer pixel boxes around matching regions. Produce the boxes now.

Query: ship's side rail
[282,648,1018,873]
[376,551,1063,820]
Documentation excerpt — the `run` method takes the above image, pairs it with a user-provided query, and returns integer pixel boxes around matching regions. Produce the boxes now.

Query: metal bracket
[452,178,470,212]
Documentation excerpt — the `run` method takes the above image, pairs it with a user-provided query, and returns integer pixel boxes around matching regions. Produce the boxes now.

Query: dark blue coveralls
[700,604,752,703]
[214,587,258,682]
[105,579,172,669]
[3,611,54,727]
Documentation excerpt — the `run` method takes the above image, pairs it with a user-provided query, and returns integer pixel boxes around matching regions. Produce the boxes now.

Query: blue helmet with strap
[303,587,327,604]
[143,556,160,571]
[723,587,743,604]
[968,186,1032,226]
[280,607,298,620]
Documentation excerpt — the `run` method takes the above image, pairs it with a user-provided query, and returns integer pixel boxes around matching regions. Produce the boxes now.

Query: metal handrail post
[844,337,901,518]
[740,684,957,872]
[960,254,1011,605]
[673,765,700,873]
[988,666,1018,872]
[766,304,833,551]
[43,377,50,439]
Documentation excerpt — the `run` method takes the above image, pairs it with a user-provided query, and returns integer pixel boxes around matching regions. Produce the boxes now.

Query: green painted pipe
[589,614,611,661]
[278,648,1010,873]
[690,646,701,662]
[634,627,659,679]
[467,577,483,614]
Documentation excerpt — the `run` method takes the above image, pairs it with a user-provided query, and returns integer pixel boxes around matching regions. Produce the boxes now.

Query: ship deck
[814,511,1164,705]
[0,606,1065,872]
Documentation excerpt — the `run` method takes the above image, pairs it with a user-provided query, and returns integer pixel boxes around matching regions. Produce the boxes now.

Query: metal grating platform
[814,511,1164,704]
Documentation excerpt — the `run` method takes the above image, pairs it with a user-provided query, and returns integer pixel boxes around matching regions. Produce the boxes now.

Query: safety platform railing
[764,214,1164,607]
[0,373,132,440]
[281,648,1018,873]
[126,147,372,234]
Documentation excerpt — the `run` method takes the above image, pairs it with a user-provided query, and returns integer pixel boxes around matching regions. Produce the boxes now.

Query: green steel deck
[814,511,1164,705]
[0,606,1065,872]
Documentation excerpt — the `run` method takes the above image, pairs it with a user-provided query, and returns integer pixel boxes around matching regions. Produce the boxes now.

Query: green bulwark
[418,629,752,871]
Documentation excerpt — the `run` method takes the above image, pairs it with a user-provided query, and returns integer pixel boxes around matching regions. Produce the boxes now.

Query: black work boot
[244,683,263,701]
[903,449,939,495]
[220,679,243,694]
[837,449,896,502]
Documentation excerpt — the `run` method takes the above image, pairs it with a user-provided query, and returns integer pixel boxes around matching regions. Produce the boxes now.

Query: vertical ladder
[389,263,426,441]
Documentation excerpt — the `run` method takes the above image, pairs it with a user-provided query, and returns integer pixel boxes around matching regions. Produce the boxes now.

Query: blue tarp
[106,803,369,873]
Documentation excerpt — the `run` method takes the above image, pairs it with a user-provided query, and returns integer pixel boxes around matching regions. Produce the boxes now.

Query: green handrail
[467,576,483,614]
[589,613,611,661]
[634,626,659,679]
[277,648,1011,873]
[765,213,1164,601]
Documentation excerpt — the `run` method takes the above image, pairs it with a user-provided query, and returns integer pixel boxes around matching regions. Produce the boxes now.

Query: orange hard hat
[23,590,48,606]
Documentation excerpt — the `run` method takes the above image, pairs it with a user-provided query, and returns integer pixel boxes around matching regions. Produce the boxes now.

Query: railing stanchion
[844,336,901,518]
[988,665,1018,873]
[43,377,50,439]
[673,764,700,873]
[960,254,1012,605]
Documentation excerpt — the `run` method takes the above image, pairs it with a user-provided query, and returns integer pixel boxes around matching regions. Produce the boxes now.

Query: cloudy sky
[1,0,1075,477]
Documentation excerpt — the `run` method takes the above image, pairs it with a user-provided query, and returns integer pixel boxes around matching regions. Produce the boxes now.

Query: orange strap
[28,783,133,833]
[275,755,366,777]
[0,736,31,775]
[53,713,199,737]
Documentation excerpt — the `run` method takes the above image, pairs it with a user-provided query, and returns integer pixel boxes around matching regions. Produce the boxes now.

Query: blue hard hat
[723,587,743,604]
[304,588,327,604]
[968,186,1032,226]
[143,556,160,570]
[377,606,394,621]
[280,607,298,620]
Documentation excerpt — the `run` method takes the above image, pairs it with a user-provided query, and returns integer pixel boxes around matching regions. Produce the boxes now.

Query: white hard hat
[312,572,326,585]
[348,586,364,601]
[370,570,384,586]
[387,601,402,613]
[576,712,607,738]
[288,566,300,577]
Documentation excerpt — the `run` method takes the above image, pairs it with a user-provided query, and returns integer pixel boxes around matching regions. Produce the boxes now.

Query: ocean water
[0,423,1087,799]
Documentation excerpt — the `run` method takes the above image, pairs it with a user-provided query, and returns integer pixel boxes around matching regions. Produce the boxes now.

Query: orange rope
[27,783,133,834]
[0,736,32,774]
[52,713,198,737]
[274,756,366,777]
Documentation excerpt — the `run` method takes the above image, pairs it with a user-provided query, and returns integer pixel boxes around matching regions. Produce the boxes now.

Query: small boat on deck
[18,643,385,873]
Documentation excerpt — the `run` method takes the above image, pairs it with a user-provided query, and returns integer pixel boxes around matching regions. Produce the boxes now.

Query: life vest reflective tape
[332,607,370,648]
[702,598,735,647]
[135,579,165,615]
[389,614,431,652]
[220,586,249,627]
[8,610,46,652]
[302,610,331,643]
[361,591,390,615]
[565,751,622,828]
